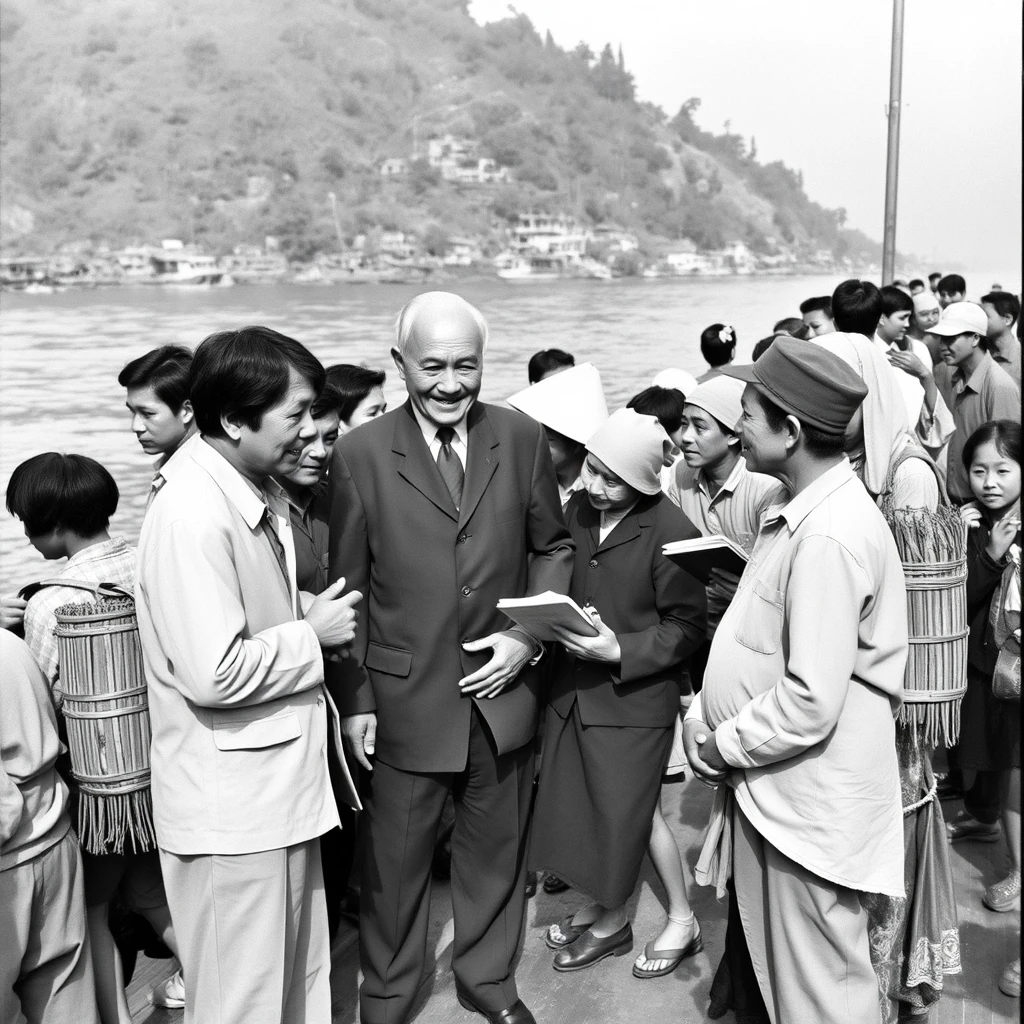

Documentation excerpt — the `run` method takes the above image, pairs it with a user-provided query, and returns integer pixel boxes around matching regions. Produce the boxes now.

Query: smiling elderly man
[327,292,574,1024]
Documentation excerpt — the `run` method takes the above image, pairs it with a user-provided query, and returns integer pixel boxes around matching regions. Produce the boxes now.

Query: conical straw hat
[651,368,698,398]
[506,362,608,444]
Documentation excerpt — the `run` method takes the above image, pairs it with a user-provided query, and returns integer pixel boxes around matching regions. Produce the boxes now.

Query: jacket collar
[578,492,661,554]
[763,459,855,533]
[191,438,271,530]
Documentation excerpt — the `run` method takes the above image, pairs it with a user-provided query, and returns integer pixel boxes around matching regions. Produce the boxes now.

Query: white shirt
[410,402,469,468]
[598,502,637,544]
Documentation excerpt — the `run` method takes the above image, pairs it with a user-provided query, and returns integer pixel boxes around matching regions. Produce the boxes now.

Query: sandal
[632,922,704,979]
[545,915,590,950]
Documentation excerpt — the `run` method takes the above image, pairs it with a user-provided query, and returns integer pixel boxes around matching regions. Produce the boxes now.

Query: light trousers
[160,838,330,1024]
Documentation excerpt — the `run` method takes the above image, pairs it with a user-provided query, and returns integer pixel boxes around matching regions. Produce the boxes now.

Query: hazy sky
[470,0,1022,280]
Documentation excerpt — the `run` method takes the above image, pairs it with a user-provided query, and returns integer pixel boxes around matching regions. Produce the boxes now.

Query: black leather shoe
[541,873,570,894]
[456,992,536,1024]
[524,870,538,899]
[552,922,633,972]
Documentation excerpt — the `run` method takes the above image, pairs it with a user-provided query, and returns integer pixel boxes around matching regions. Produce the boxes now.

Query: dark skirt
[529,700,672,907]
[958,664,1021,771]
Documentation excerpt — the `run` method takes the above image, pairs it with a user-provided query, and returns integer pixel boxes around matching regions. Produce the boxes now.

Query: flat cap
[721,335,867,435]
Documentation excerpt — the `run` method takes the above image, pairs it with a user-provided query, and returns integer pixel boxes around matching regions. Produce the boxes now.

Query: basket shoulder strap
[18,579,134,603]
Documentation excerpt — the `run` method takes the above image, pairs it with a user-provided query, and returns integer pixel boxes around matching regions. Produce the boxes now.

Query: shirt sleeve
[714,534,870,768]
[22,598,59,693]
[916,388,955,451]
[139,518,324,708]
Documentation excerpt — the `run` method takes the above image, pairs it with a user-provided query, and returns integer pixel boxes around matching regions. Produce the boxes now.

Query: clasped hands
[681,717,730,788]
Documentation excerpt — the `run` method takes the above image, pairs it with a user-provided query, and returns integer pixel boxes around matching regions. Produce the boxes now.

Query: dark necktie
[435,427,464,511]
[262,504,291,586]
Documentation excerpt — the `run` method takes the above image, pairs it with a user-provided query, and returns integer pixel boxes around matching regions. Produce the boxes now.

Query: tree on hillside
[592,43,634,102]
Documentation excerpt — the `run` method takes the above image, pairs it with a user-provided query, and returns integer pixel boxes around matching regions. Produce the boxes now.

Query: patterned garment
[22,537,136,705]
[864,724,962,1023]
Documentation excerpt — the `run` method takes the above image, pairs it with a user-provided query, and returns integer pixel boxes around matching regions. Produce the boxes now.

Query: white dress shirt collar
[408,400,470,457]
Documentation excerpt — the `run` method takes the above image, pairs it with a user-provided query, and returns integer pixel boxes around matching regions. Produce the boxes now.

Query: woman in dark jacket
[529,409,707,973]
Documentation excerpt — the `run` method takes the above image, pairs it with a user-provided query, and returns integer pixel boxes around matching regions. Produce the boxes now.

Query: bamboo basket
[884,507,968,748]
[54,597,156,855]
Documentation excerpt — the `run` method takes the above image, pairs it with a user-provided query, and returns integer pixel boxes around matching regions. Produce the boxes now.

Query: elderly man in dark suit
[327,292,574,1024]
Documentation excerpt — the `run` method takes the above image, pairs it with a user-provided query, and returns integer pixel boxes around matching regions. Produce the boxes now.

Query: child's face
[680,405,737,469]
[126,386,193,456]
[969,440,1021,512]
[581,454,638,513]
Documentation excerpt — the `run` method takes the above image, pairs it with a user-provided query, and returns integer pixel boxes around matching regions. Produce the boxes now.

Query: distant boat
[498,253,611,282]
[145,253,233,287]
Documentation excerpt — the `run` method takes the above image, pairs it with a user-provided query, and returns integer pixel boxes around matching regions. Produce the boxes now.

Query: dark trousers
[947,746,1002,824]
[358,708,533,1024]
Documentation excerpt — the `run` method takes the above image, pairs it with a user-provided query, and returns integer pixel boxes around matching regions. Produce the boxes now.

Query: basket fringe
[77,789,157,856]
[897,698,961,749]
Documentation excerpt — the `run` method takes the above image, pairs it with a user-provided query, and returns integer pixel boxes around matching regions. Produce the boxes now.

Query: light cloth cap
[928,301,988,338]
[506,362,608,444]
[651,368,699,398]
[683,376,745,433]
[721,335,867,435]
[912,291,940,314]
[585,408,672,496]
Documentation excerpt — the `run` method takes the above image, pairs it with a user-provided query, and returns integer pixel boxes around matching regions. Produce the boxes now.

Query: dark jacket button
[462,585,472,596]
[589,559,599,568]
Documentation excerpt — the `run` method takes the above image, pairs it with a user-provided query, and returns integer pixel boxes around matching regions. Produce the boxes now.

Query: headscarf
[586,408,672,495]
[813,331,910,494]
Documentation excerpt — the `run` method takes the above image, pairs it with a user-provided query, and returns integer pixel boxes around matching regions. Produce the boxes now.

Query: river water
[0,270,1017,584]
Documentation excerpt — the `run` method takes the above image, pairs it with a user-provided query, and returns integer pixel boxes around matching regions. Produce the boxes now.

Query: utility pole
[327,192,344,251]
[881,0,905,285]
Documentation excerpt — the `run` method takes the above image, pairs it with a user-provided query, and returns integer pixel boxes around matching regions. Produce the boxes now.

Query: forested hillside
[0,0,882,261]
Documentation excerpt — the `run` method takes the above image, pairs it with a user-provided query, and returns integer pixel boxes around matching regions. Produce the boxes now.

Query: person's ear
[221,410,244,441]
[391,347,407,381]
[180,399,195,428]
[784,415,802,453]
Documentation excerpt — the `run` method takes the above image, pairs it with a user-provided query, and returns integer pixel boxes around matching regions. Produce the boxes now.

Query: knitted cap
[683,376,745,433]
[585,408,672,495]
[506,362,608,444]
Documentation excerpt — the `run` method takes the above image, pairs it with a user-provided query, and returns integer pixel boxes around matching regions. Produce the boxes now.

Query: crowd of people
[1,274,1020,1024]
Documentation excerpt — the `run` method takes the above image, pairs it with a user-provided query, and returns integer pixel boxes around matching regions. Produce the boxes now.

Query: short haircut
[831,279,883,338]
[908,279,924,291]
[961,419,1021,470]
[880,285,914,317]
[6,453,119,537]
[627,386,685,436]
[938,274,966,296]
[395,291,488,356]
[981,291,1021,327]
[117,345,193,412]
[311,379,345,421]
[928,272,942,284]
[752,335,779,361]
[324,364,387,423]
[772,317,809,340]
[189,326,325,438]
[527,349,575,384]
[798,295,832,318]
[754,390,846,459]
[700,324,737,367]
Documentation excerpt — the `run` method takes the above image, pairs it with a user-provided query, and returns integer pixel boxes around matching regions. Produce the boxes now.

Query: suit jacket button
[462,585,472,596]
[457,533,468,543]
[589,559,599,568]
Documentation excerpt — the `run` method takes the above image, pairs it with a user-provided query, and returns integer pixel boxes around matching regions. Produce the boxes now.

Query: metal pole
[882,0,905,284]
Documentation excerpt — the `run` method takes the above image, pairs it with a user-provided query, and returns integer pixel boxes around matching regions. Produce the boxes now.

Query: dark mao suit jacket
[548,490,707,728]
[326,400,575,772]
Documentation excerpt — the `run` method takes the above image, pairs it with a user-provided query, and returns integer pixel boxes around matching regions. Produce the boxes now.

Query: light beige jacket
[137,439,348,856]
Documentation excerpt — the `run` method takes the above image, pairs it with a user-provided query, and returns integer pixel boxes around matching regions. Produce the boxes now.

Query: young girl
[956,420,1021,997]
[529,408,707,974]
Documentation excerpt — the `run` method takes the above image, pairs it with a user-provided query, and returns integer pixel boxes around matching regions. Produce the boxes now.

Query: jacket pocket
[733,580,785,655]
[365,641,413,677]
[213,711,301,751]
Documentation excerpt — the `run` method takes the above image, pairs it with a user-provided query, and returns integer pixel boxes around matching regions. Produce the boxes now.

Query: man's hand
[682,718,729,788]
[1,593,26,631]
[550,609,620,664]
[459,630,533,699]
[341,712,376,771]
[305,577,362,649]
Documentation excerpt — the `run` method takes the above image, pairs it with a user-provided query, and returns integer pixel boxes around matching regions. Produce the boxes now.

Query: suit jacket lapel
[594,496,658,554]
[392,401,459,522]
[458,403,499,529]
[575,495,601,556]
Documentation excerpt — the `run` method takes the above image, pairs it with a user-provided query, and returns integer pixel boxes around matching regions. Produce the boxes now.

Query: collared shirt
[409,402,469,468]
[598,501,637,543]
[934,353,1021,500]
[23,536,136,704]
[668,457,784,632]
[266,479,331,596]
[559,474,584,511]
[148,431,199,508]
[692,460,907,896]
[990,334,1022,389]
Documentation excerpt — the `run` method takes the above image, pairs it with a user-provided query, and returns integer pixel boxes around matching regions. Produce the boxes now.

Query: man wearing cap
[506,363,609,509]
[682,337,908,1023]
[327,292,574,1024]
[931,301,1020,504]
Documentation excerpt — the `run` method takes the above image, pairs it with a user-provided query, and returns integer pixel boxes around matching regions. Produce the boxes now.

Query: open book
[662,535,748,581]
[496,591,598,643]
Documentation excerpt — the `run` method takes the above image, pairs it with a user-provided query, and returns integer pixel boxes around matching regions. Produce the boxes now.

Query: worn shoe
[524,870,537,899]
[999,959,1021,998]
[552,922,633,972]
[541,873,570,894]
[946,811,1002,843]
[456,992,536,1024]
[150,968,185,1009]
[984,870,1022,912]
[545,914,591,949]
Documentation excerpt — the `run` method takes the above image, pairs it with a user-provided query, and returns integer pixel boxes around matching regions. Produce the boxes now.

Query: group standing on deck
[1,275,1020,1024]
